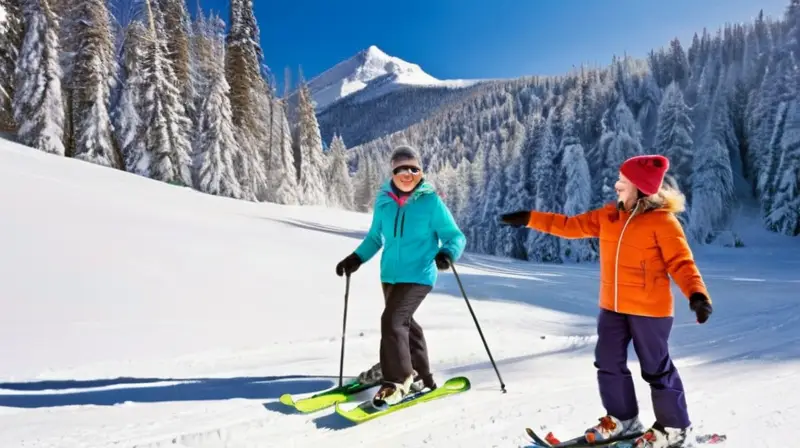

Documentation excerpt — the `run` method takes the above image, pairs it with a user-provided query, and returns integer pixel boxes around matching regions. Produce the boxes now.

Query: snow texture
[1,135,799,447]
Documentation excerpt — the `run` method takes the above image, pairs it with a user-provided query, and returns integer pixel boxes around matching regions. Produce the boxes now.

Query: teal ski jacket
[354,179,466,286]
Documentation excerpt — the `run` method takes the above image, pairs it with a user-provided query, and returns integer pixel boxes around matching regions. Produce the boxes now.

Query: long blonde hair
[639,174,686,213]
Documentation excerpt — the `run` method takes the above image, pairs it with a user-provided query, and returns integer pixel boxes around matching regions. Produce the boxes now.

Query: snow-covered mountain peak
[305,45,475,111]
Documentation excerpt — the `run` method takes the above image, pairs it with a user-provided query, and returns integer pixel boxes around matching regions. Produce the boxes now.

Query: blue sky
[191,0,786,93]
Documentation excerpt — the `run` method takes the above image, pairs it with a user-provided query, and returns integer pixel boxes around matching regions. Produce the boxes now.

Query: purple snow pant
[595,309,691,429]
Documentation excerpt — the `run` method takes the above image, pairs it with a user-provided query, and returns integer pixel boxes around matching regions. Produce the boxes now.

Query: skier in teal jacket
[335,144,466,407]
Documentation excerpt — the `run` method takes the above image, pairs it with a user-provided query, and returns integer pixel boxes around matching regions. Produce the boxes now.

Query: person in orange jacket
[500,154,713,448]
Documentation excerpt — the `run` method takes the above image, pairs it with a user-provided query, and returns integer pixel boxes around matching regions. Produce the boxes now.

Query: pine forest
[0,0,798,265]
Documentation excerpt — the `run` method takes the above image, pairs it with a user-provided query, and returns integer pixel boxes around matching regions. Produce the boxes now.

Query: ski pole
[338,273,351,388]
[451,263,507,393]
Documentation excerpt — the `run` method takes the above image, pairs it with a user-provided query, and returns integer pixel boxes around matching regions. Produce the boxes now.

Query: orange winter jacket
[526,200,710,318]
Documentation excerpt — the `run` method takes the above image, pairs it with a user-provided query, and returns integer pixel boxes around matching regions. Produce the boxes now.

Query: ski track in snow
[0,137,798,447]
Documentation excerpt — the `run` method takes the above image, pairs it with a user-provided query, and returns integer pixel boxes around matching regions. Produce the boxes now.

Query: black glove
[499,210,531,228]
[689,293,712,324]
[434,251,451,270]
[335,253,362,277]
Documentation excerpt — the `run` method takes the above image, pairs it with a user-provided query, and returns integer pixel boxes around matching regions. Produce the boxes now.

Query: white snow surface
[306,45,478,110]
[1,136,799,448]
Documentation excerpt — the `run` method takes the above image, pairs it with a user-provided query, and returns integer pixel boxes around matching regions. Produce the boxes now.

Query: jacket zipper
[393,209,400,237]
[400,211,406,237]
[614,203,639,312]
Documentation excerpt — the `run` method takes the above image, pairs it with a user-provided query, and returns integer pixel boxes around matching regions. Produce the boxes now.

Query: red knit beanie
[619,155,670,196]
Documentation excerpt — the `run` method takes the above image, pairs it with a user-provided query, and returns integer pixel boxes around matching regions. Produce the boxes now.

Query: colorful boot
[371,375,414,408]
[632,422,690,448]
[356,362,382,385]
[584,415,645,443]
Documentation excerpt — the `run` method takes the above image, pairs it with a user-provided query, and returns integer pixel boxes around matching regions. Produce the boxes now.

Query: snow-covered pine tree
[295,81,327,205]
[479,142,505,255]
[526,116,562,262]
[116,21,149,175]
[225,0,267,200]
[560,136,597,262]
[140,0,193,186]
[596,99,643,204]
[689,77,735,244]
[653,81,693,193]
[265,95,301,204]
[193,14,241,200]
[0,0,22,130]
[159,0,192,103]
[13,0,65,156]
[326,133,354,209]
[62,0,119,168]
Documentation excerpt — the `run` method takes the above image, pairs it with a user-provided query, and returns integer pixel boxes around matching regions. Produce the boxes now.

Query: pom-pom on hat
[619,154,670,196]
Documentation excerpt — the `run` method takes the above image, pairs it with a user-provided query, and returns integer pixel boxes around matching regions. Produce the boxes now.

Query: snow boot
[632,422,691,448]
[584,415,646,443]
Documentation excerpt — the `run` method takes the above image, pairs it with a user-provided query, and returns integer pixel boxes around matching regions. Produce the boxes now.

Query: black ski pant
[379,282,432,384]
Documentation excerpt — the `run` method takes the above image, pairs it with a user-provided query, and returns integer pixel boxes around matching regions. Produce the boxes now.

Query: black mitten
[335,253,362,277]
[689,293,712,324]
[434,251,451,270]
[499,211,531,228]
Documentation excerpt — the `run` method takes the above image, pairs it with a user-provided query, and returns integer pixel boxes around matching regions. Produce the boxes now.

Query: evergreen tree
[653,81,693,192]
[560,138,596,262]
[140,0,193,186]
[194,19,241,199]
[596,99,643,204]
[0,0,22,130]
[526,117,561,262]
[63,0,119,167]
[116,21,148,175]
[326,133,354,210]
[295,81,327,205]
[689,80,735,243]
[225,0,266,200]
[13,0,65,156]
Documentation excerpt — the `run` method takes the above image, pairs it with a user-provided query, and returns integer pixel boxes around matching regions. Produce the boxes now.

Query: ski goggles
[392,165,421,176]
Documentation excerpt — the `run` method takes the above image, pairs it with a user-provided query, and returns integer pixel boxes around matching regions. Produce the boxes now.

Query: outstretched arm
[432,196,466,261]
[521,208,603,239]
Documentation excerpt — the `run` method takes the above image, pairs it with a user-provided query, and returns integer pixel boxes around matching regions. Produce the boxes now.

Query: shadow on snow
[0,375,335,409]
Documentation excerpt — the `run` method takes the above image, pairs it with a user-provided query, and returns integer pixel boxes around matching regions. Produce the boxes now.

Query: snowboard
[334,376,471,423]
[278,379,377,413]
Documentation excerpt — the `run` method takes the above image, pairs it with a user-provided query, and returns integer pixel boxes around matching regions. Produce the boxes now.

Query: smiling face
[614,172,638,211]
[391,158,423,192]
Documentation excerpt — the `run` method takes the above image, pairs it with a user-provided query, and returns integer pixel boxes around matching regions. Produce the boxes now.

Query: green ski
[278,380,377,413]
[334,376,471,423]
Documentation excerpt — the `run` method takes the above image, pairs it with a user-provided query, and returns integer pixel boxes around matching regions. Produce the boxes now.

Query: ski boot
[371,374,414,409]
[409,371,437,393]
[356,362,382,386]
[631,422,691,448]
[584,415,645,444]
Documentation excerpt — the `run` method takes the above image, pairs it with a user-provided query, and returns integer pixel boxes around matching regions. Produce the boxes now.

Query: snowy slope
[306,45,478,111]
[0,136,799,448]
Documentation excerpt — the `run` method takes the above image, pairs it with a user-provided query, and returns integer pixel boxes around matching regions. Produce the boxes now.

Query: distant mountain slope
[316,78,495,149]
[307,45,478,112]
